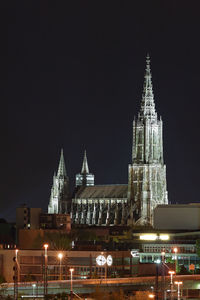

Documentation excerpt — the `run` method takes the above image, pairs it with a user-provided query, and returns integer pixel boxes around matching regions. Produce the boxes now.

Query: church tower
[48,149,70,214]
[76,150,94,187]
[128,55,168,225]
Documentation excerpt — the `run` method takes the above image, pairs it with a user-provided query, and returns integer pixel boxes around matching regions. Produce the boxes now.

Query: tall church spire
[48,149,70,214]
[139,54,157,119]
[81,150,89,174]
[57,149,67,177]
[75,150,94,187]
[129,55,168,226]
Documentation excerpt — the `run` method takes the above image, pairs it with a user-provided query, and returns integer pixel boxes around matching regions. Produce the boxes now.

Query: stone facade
[49,55,168,226]
[48,149,70,214]
[76,150,94,187]
[128,55,168,225]
[71,185,128,225]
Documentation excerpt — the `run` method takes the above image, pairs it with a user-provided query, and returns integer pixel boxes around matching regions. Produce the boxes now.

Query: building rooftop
[74,184,128,199]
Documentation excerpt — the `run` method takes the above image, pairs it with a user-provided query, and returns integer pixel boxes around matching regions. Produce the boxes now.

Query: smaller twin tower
[48,55,168,226]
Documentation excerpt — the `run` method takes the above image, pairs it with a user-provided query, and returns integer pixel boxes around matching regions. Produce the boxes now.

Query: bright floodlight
[155,259,161,264]
[173,247,178,253]
[149,294,155,299]
[175,281,182,285]
[43,244,49,249]
[140,234,157,240]
[69,268,74,272]
[159,234,169,240]
[58,253,63,259]
[168,270,175,275]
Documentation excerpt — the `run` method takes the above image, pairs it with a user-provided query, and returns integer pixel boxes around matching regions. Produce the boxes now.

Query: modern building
[16,204,42,230]
[0,249,134,283]
[154,204,200,230]
[40,213,71,231]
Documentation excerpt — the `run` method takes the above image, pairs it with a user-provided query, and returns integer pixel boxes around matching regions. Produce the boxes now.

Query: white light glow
[159,234,169,240]
[96,255,106,266]
[107,255,113,266]
[140,234,157,240]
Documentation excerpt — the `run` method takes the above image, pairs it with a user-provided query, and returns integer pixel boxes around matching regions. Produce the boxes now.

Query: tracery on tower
[48,149,70,214]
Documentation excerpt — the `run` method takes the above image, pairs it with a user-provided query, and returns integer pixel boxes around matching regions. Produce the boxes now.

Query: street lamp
[173,247,178,273]
[149,294,155,299]
[32,283,36,296]
[169,270,175,300]
[69,268,74,300]
[43,243,48,296]
[175,281,182,300]
[58,253,63,280]
[155,259,161,300]
[14,249,19,300]
[168,270,175,285]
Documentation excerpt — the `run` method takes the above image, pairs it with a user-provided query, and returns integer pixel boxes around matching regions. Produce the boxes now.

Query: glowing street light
[175,281,182,300]
[168,270,175,285]
[32,283,36,296]
[69,268,74,300]
[58,253,63,280]
[43,244,49,296]
[173,247,178,273]
[149,294,155,298]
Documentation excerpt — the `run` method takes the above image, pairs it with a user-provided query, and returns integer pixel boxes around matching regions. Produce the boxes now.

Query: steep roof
[74,184,128,199]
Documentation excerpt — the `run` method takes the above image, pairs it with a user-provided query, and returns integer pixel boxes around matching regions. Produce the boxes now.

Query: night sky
[1,1,200,221]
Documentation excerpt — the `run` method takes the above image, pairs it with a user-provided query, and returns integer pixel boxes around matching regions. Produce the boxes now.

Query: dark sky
[1,1,200,221]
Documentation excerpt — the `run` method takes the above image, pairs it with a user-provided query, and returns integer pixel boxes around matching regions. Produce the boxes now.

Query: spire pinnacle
[81,150,89,174]
[57,148,67,177]
[139,54,157,119]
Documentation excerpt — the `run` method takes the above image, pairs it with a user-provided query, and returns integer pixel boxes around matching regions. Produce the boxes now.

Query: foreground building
[48,55,168,226]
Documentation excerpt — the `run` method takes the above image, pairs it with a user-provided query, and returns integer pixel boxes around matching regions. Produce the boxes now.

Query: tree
[196,239,200,257]
[32,232,72,250]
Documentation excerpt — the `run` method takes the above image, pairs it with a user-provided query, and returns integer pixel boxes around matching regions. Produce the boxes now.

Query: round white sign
[106,255,113,266]
[96,255,106,266]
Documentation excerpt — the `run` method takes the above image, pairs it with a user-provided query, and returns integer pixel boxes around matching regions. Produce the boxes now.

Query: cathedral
[48,55,168,226]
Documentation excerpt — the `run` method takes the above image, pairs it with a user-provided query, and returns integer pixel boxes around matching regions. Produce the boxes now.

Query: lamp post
[175,281,182,300]
[70,268,74,300]
[155,259,161,300]
[32,283,36,296]
[58,253,63,280]
[14,249,19,300]
[43,243,48,297]
[169,270,175,300]
[161,251,166,300]
[173,247,178,273]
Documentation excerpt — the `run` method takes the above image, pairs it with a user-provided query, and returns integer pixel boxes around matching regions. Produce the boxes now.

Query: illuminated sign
[131,250,139,258]
[96,254,113,266]
[139,234,169,241]
[107,255,113,266]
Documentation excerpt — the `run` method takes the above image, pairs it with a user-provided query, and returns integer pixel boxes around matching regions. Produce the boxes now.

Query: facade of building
[16,205,42,230]
[154,204,200,230]
[76,150,94,187]
[47,56,168,227]
[48,149,70,214]
[128,55,168,225]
